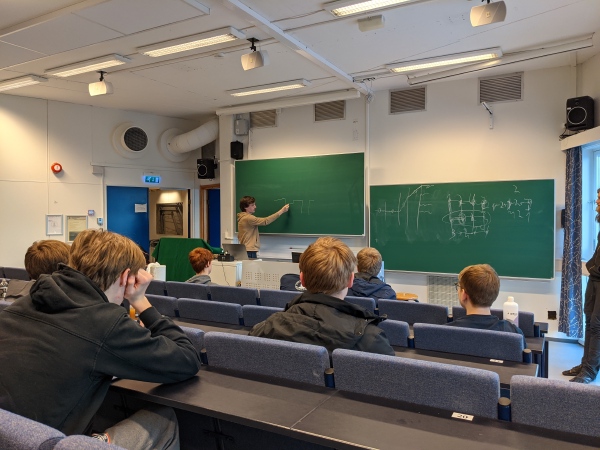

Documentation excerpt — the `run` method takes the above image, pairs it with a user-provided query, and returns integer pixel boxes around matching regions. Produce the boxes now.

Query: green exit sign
[142,174,161,184]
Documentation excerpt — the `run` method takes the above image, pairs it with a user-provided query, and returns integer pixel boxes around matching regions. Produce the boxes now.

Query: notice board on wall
[235,153,365,235]
[370,179,555,279]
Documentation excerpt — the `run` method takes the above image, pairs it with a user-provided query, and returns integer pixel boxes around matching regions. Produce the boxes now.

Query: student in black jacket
[0,229,201,449]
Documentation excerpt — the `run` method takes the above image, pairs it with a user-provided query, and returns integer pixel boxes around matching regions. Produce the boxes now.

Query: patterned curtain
[559,146,583,338]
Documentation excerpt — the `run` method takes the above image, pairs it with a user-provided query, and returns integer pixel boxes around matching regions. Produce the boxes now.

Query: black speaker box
[231,141,243,160]
[197,159,215,179]
[566,96,595,131]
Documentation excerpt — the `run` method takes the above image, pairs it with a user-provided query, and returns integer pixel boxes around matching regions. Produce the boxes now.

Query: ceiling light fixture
[88,71,113,97]
[386,47,503,73]
[470,0,506,27]
[46,54,131,77]
[241,38,269,71]
[0,74,47,92]
[324,0,421,17]
[228,79,311,97]
[138,27,245,57]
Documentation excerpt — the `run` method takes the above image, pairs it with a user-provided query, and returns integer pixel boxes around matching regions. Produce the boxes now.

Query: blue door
[107,186,150,252]
[207,188,221,248]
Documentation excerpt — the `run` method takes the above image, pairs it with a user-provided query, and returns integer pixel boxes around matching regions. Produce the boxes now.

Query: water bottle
[503,296,519,326]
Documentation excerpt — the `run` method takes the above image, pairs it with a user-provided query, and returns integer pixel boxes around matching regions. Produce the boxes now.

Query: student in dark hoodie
[347,247,396,300]
[249,237,394,356]
[186,247,217,285]
[0,229,201,449]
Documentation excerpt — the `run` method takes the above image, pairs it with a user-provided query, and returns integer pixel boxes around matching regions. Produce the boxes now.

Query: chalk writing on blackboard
[374,184,533,240]
[275,198,316,215]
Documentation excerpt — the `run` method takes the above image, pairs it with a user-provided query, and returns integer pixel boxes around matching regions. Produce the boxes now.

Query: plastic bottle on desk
[503,296,519,326]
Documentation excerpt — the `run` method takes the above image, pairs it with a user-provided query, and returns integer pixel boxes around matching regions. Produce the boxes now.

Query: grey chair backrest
[242,305,284,327]
[204,331,332,386]
[378,319,410,347]
[344,296,376,314]
[0,407,65,449]
[378,300,448,325]
[179,325,205,356]
[210,285,258,306]
[452,306,535,337]
[258,289,299,308]
[0,300,12,312]
[0,267,4,278]
[177,298,243,325]
[413,323,525,362]
[332,349,500,419]
[511,375,600,437]
[2,267,30,281]
[146,280,167,296]
[146,294,178,317]
[54,435,126,449]
[166,281,210,300]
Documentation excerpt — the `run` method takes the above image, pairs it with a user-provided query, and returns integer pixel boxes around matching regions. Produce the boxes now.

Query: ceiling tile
[0,42,46,70]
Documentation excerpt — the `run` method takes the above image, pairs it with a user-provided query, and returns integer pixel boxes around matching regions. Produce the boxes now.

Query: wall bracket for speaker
[112,122,148,159]
[159,128,190,162]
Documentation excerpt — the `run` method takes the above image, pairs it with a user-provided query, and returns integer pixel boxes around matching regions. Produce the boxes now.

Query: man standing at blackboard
[237,196,289,258]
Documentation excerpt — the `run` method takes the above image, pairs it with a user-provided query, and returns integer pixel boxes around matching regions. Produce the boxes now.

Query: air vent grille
[315,100,345,122]
[250,110,277,128]
[427,275,460,313]
[390,87,426,114]
[479,73,523,103]
[123,127,148,152]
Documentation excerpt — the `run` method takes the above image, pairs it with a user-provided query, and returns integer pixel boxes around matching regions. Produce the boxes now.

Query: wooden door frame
[200,184,220,241]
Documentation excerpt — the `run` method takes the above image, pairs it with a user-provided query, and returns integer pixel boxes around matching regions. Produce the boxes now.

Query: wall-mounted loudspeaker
[197,159,216,179]
[231,141,243,160]
[566,96,595,131]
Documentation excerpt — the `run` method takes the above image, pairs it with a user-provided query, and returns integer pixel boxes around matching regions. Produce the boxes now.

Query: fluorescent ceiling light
[138,27,245,57]
[386,48,503,74]
[324,0,421,17]
[46,54,130,77]
[0,74,47,92]
[228,79,311,97]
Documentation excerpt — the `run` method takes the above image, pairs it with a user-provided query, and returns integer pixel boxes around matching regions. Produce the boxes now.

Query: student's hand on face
[124,269,153,313]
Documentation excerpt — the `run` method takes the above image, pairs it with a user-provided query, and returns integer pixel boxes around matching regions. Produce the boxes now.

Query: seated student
[347,247,396,300]
[0,229,201,449]
[447,264,525,338]
[186,247,217,285]
[249,237,394,355]
[4,240,70,301]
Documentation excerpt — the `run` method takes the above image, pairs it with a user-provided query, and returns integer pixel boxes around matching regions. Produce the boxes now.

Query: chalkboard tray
[370,180,555,279]
[236,153,365,236]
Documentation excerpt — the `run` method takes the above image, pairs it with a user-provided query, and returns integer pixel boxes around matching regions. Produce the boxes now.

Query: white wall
[219,66,578,335]
[0,95,201,267]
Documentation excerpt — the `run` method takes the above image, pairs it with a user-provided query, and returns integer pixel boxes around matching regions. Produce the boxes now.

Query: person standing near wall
[564,189,600,384]
[237,196,289,258]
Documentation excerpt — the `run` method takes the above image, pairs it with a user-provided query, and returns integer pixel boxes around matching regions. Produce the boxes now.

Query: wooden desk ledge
[396,292,419,301]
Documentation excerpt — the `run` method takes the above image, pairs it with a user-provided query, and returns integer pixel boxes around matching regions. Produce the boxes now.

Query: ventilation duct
[159,118,219,162]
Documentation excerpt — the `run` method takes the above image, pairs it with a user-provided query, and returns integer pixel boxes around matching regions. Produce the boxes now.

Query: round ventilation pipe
[167,118,219,154]
[112,123,148,159]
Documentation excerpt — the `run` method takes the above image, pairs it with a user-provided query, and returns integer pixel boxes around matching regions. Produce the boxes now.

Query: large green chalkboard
[370,180,555,279]
[236,153,364,235]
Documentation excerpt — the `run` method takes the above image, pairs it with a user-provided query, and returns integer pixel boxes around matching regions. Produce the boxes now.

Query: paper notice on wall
[135,203,147,213]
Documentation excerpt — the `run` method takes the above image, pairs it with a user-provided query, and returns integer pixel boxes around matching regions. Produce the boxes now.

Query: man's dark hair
[240,196,256,211]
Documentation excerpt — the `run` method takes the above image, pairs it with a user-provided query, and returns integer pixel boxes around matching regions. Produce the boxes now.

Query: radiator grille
[427,275,460,313]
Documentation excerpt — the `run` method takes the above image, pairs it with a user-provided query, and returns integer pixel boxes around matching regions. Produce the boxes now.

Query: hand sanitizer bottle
[503,296,519,326]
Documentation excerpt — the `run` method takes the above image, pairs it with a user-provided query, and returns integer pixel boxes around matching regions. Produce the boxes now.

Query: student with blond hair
[447,263,524,337]
[347,247,396,300]
[250,236,394,355]
[0,229,201,449]
[186,247,217,285]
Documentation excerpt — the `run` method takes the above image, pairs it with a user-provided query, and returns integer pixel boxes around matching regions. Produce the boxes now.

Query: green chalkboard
[235,153,364,235]
[370,180,555,279]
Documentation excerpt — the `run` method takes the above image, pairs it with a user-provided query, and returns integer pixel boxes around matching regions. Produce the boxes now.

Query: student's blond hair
[357,247,383,277]
[24,240,70,280]
[458,264,500,307]
[299,237,356,295]
[69,229,146,291]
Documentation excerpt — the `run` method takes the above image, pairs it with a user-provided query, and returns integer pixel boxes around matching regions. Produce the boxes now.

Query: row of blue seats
[0,267,30,281]
[182,330,600,438]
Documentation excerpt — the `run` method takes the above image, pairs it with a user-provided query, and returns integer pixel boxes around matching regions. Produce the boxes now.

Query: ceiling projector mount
[89,70,113,96]
[241,38,269,71]
[470,0,506,27]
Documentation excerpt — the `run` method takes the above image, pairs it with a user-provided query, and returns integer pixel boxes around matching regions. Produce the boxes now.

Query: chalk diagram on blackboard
[374,184,533,240]
[275,198,315,215]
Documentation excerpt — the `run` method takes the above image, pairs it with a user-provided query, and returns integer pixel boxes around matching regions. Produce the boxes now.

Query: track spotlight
[470,0,506,27]
[241,38,269,71]
[89,71,113,96]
